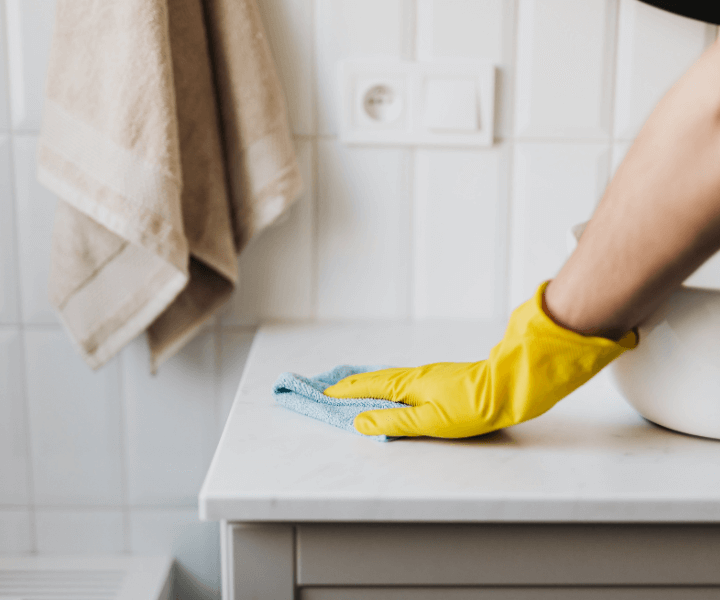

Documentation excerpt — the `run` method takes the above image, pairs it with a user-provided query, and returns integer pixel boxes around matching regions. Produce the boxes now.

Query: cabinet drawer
[297,524,720,586]
[300,588,720,600]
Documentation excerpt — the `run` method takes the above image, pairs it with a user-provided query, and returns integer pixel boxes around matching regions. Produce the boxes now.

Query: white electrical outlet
[339,59,495,147]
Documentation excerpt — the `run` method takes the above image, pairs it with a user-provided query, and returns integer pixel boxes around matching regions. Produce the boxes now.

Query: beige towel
[37,0,303,371]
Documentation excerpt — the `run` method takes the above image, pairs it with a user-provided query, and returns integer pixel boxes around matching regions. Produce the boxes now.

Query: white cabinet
[221,523,720,599]
[200,322,720,600]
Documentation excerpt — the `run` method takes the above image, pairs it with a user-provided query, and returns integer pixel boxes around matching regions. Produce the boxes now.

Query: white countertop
[199,321,720,523]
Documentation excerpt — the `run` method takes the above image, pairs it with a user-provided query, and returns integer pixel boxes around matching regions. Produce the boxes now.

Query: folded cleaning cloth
[38,0,303,371]
[273,366,407,442]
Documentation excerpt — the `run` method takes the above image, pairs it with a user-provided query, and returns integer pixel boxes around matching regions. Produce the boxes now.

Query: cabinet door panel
[301,587,720,600]
[227,524,294,600]
[297,524,720,586]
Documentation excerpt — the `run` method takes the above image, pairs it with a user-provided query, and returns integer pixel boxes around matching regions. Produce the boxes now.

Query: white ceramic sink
[568,222,720,440]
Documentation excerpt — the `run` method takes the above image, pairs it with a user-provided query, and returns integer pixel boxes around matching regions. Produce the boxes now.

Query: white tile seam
[501,0,521,321]
[6,121,38,553]
[314,134,622,144]
[309,136,319,320]
[4,0,23,131]
[405,0,418,61]
[606,0,622,189]
[0,1,19,327]
[25,504,200,510]
[13,323,63,330]
[208,327,223,474]
[406,147,416,319]
[1,5,42,541]
[405,0,417,320]
[308,0,316,137]
[116,348,131,554]
[309,0,319,319]
[213,318,224,442]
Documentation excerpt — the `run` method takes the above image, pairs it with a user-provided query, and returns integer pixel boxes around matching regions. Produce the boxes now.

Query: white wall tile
[514,0,616,139]
[509,143,611,309]
[130,509,220,600]
[0,509,32,554]
[686,248,720,290]
[257,0,314,135]
[123,332,217,507]
[413,145,509,319]
[610,140,632,177]
[315,0,412,135]
[316,140,411,318]
[14,135,58,324]
[5,0,56,130]
[35,509,124,553]
[0,1,11,129]
[0,137,19,323]
[217,329,256,436]
[0,329,29,505]
[614,0,715,140]
[416,0,516,138]
[221,139,313,325]
[24,329,123,506]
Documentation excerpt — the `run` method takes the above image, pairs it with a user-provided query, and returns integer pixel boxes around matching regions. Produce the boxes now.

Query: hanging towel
[37,0,303,371]
[273,366,407,442]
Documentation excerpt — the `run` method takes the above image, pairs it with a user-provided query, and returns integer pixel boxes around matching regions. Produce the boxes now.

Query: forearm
[544,37,720,340]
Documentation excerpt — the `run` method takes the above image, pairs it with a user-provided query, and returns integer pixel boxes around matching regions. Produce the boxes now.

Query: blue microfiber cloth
[272,365,406,442]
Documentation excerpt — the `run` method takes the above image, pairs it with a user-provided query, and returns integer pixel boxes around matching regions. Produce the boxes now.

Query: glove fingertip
[353,411,382,435]
[355,406,425,437]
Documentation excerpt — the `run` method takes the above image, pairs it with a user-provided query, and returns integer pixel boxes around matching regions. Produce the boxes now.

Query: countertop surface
[199,321,720,523]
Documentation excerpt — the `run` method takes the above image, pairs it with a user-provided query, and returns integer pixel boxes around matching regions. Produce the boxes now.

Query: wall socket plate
[339,59,495,147]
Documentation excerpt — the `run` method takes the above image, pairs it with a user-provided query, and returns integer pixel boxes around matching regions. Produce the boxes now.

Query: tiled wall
[1,0,718,598]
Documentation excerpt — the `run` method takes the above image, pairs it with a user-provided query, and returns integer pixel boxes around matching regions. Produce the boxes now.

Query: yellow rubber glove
[324,281,638,438]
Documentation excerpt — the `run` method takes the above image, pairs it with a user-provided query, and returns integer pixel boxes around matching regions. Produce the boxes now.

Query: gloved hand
[323,281,638,438]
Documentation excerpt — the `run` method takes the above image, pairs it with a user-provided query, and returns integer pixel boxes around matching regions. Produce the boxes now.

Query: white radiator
[0,556,172,600]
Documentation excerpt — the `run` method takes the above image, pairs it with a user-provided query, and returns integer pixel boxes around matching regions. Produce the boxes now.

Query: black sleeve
[637,0,720,25]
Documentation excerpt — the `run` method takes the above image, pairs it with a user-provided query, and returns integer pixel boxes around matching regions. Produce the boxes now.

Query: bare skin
[544,36,720,341]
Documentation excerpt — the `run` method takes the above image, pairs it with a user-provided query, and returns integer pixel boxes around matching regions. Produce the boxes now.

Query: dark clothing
[637,1,720,25]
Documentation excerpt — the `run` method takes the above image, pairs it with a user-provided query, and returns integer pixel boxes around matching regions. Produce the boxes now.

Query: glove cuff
[535,280,638,350]
[489,280,639,427]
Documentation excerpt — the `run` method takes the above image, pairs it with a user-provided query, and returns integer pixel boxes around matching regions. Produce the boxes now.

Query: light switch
[423,78,478,132]
[339,59,495,147]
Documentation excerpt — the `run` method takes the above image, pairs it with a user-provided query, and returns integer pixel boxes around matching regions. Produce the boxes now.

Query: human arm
[325,37,720,438]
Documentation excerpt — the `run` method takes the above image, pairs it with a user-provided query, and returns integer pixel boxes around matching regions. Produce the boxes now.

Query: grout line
[19,503,201,511]
[5,119,38,552]
[605,0,622,192]
[310,137,319,319]
[404,0,418,320]
[26,506,128,513]
[315,133,618,145]
[18,322,63,330]
[406,0,418,61]
[214,315,224,442]
[406,147,416,320]
[309,0,320,319]
[308,0,317,139]
[500,0,521,321]
[116,348,132,554]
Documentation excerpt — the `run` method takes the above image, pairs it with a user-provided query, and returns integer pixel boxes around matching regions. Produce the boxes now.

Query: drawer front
[300,588,720,600]
[297,524,720,586]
